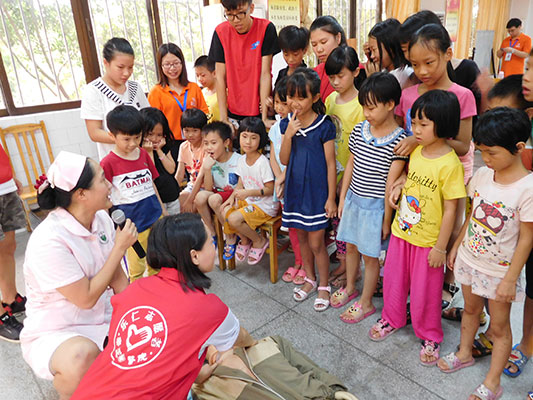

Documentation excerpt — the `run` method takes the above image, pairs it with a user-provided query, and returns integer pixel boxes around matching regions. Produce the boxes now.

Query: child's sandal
[292,269,306,285]
[503,344,529,377]
[293,277,317,302]
[330,287,359,308]
[282,266,300,283]
[222,243,237,260]
[437,352,475,373]
[235,242,251,262]
[470,383,503,400]
[419,340,440,366]
[313,286,331,312]
[368,318,397,342]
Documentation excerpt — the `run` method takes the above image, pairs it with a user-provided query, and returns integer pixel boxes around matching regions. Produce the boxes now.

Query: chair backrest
[0,121,54,187]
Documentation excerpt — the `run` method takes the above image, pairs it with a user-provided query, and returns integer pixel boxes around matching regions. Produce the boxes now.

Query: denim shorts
[337,191,384,258]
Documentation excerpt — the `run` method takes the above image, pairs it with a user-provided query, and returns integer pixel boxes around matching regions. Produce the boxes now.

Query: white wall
[0,108,97,186]
[510,0,533,39]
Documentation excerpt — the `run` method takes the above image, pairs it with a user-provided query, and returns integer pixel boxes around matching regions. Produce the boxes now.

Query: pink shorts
[454,256,525,301]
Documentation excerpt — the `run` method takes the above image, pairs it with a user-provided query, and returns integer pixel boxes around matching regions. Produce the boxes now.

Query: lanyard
[171,89,188,112]
[510,38,519,48]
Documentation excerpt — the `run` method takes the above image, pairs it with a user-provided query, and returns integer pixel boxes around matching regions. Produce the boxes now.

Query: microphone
[111,209,146,259]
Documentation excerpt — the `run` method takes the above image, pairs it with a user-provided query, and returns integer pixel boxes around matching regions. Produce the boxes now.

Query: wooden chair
[0,121,54,231]
[213,214,290,283]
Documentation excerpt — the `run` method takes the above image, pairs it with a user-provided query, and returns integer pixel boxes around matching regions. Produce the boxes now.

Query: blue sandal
[222,242,237,260]
[503,344,529,377]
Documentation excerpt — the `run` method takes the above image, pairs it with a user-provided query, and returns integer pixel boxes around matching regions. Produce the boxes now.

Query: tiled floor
[1,153,532,399]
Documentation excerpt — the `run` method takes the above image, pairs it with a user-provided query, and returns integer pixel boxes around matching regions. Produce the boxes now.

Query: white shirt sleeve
[259,155,274,183]
[136,84,150,109]
[198,308,240,358]
[80,83,105,121]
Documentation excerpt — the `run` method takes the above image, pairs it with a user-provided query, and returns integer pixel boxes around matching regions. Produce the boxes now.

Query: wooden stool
[213,214,289,283]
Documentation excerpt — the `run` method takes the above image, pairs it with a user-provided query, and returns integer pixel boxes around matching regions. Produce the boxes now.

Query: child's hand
[154,137,166,151]
[389,186,402,210]
[142,139,153,153]
[427,248,446,268]
[182,198,194,213]
[234,189,249,201]
[447,245,459,270]
[365,60,380,76]
[275,177,285,199]
[202,154,216,171]
[263,118,275,130]
[337,198,344,219]
[285,111,301,138]
[263,95,273,110]
[382,220,391,241]
[495,279,517,303]
[394,136,417,157]
[325,198,337,218]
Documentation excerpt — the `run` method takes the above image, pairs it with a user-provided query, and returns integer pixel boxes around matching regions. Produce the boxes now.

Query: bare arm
[85,120,115,144]
[427,198,458,268]
[280,112,300,165]
[109,266,129,294]
[270,142,283,178]
[383,160,407,236]
[175,161,186,186]
[155,144,176,175]
[56,220,138,309]
[324,140,337,218]
[496,221,533,302]
[496,48,504,58]
[153,182,167,216]
[215,62,228,122]
[337,153,354,219]
[448,117,472,157]
[233,326,257,348]
[260,55,273,123]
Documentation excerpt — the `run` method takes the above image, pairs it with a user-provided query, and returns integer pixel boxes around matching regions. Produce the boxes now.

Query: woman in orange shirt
[148,43,209,142]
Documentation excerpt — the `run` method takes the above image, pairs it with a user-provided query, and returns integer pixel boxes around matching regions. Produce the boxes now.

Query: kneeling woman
[20,151,138,399]
[72,214,255,399]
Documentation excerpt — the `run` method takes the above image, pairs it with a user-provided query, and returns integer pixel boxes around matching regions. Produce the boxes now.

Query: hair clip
[34,174,50,194]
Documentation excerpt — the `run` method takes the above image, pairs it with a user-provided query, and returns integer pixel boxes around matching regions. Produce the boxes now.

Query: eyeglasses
[224,6,250,21]
[162,61,182,70]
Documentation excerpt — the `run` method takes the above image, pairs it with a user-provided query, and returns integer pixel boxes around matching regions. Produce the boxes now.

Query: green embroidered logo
[99,232,108,244]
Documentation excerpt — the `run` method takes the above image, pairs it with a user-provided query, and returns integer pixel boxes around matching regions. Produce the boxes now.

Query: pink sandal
[330,287,359,308]
[438,352,475,373]
[235,242,251,262]
[419,340,440,366]
[368,318,397,342]
[247,240,269,265]
[469,383,503,400]
[340,302,376,324]
[293,269,306,285]
[282,266,300,283]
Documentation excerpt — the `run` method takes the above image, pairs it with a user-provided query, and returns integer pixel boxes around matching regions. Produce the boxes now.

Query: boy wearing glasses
[208,0,280,130]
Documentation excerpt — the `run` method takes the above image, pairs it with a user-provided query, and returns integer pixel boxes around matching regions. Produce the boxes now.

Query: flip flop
[222,242,237,260]
[503,344,529,377]
[340,302,376,324]
[330,287,359,308]
[472,332,493,359]
[282,266,300,283]
[469,383,503,400]
[247,240,269,265]
[528,391,533,400]
[293,269,306,285]
[235,242,251,262]
[368,318,397,342]
[438,352,475,373]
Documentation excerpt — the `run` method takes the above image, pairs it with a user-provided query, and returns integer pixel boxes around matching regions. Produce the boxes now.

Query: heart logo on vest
[111,306,168,370]
[126,324,152,352]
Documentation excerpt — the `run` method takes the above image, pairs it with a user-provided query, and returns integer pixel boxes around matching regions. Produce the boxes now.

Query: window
[0,0,84,107]
[158,0,206,63]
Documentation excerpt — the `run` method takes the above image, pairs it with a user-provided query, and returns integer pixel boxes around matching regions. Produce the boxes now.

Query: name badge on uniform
[505,52,512,61]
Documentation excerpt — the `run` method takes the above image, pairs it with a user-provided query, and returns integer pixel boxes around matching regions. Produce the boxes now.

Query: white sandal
[313,285,331,312]
[293,277,317,302]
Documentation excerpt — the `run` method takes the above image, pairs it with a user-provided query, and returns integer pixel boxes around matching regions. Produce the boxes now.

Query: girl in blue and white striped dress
[335,72,408,324]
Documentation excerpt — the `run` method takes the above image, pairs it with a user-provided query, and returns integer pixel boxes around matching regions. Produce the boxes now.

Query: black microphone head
[111,209,126,225]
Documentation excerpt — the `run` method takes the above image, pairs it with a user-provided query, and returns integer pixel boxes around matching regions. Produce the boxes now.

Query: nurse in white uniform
[20,151,137,399]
